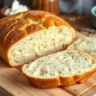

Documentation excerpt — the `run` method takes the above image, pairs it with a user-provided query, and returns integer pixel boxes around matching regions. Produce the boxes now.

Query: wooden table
[0,14,96,96]
[60,14,93,30]
[60,14,96,37]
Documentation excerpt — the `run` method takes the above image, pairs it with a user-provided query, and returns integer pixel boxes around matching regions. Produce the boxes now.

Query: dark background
[0,0,96,16]
[0,0,32,8]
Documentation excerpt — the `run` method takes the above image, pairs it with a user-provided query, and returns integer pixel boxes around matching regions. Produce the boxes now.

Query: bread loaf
[0,11,75,67]
[22,50,96,88]
[68,37,96,58]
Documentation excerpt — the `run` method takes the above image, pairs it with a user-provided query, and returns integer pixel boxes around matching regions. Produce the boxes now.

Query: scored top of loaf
[0,11,73,50]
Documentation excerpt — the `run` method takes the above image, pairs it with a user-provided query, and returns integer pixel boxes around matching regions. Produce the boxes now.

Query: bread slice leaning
[0,11,75,67]
[68,37,96,58]
[22,50,96,88]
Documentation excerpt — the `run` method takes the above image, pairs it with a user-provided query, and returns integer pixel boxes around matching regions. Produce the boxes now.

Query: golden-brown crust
[22,50,96,88]
[60,68,96,86]
[26,24,44,34]
[22,67,96,88]
[0,10,75,66]
[27,76,60,89]
[0,10,73,50]
[0,13,23,24]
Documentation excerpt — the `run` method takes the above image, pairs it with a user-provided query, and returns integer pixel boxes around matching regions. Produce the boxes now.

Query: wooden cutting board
[0,32,96,96]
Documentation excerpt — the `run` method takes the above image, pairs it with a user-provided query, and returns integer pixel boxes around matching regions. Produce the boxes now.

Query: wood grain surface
[0,32,96,96]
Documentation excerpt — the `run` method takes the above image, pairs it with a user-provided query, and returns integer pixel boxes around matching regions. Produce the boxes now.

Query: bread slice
[0,11,75,67]
[68,37,96,58]
[22,50,96,88]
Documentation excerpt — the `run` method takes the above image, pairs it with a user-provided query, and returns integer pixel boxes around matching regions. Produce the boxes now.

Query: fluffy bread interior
[8,26,74,66]
[22,50,96,78]
[68,37,96,58]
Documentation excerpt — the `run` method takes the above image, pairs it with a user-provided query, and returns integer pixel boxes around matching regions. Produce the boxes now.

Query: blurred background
[0,0,96,37]
[0,0,96,16]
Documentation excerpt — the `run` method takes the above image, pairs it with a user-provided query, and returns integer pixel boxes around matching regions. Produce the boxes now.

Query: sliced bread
[68,37,96,58]
[22,50,96,88]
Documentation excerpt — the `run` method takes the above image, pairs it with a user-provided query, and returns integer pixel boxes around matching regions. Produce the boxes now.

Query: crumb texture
[9,26,73,66]
[68,37,96,58]
[0,11,74,66]
[23,50,96,78]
